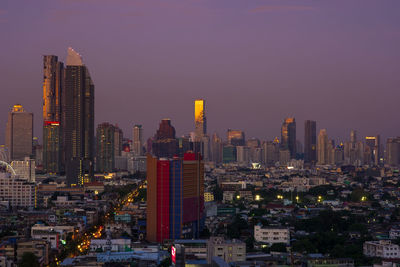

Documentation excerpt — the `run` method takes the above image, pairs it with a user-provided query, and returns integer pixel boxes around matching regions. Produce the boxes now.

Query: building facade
[304,120,316,164]
[43,55,63,174]
[146,152,204,243]
[281,118,296,159]
[96,123,115,173]
[63,48,95,186]
[5,105,33,161]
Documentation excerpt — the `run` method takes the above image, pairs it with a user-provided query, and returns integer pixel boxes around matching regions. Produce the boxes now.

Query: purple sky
[1,0,400,144]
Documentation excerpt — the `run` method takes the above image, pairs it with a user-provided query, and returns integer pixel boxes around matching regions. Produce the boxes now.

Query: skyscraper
[5,105,33,161]
[281,118,296,158]
[132,125,143,156]
[304,120,316,164]
[114,125,123,158]
[211,133,222,164]
[317,129,328,165]
[365,135,380,166]
[43,55,64,173]
[63,48,95,186]
[227,129,245,146]
[194,99,206,141]
[152,119,178,158]
[96,123,115,173]
[146,152,204,243]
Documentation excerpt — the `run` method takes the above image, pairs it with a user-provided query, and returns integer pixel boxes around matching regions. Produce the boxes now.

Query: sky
[0,0,399,145]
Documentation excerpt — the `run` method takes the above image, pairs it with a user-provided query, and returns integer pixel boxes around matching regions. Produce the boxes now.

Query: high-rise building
[365,135,380,166]
[11,157,36,182]
[114,125,123,158]
[227,129,245,146]
[5,104,33,161]
[132,125,143,156]
[43,55,63,174]
[281,118,296,158]
[304,120,316,164]
[63,48,95,186]
[194,99,206,141]
[211,133,223,164]
[236,146,250,166]
[146,152,204,243]
[152,119,178,158]
[386,137,400,166]
[262,141,279,166]
[317,129,328,165]
[96,123,115,173]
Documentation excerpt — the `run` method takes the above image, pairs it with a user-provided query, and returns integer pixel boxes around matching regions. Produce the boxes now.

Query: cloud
[249,5,315,13]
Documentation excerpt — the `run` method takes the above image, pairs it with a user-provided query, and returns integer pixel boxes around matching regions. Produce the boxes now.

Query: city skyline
[1,0,400,144]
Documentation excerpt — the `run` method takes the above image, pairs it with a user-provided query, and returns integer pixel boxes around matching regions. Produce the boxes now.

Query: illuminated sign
[44,121,60,126]
[171,246,176,264]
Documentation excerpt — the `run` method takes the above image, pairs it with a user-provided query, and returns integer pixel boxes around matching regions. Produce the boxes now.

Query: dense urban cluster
[1,48,400,267]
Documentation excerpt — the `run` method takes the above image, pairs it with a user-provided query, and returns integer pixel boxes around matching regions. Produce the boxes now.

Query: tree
[19,252,40,267]
[269,243,287,252]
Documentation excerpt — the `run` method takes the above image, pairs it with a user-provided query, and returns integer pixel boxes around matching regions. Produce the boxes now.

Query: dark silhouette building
[63,48,95,186]
[96,123,115,173]
[304,120,317,164]
[152,119,178,158]
[281,118,296,159]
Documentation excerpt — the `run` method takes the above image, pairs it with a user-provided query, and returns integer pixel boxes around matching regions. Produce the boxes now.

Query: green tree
[19,252,40,267]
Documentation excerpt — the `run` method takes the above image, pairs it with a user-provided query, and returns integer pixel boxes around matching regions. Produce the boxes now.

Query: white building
[0,175,35,208]
[254,225,290,245]
[207,237,246,264]
[128,156,146,173]
[11,157,35,182]
[90,239,131,252]
[132,125,143,156]
[31,224,74,249]
[363,240,400,259]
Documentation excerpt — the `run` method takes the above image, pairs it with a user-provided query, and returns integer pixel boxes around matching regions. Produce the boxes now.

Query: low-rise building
[363,240,400,259]
[207,237,246,264]
[254,225,290,245]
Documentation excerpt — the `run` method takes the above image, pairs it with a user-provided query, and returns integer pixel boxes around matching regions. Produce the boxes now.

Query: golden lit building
[194,99,206,140]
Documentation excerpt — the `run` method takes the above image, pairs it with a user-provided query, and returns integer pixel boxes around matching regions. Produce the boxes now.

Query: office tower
[5,104,33,161]
[11,157,35,182]
[211,133,223,164]
[194,99,206,140]
[386,138,400,166]
[152,119,178,158]
[201,135,210,161]
[304,120,316,164]
[327,140,335,165]
[365,135,380,166]
[279,149,290,165]
[43,55,64,174]
[262,141,279,166]
[146,152,204,243]
[132,125,143,156]
[114,125,123,158]
[63,47,95,186]
[96,123,115,173]
[281,118,296,158]
[350,130,357,147]
[222,145,236,163]
[236,146,250,166]
[227,129,245,146]
[247,138,260,163]
[317,129,328,165]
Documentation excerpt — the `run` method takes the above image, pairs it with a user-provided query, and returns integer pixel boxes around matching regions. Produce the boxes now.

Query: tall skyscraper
[114,125,123,158]
[194,99,206,140]
[132,125,143,156]
[281,118,296,158]
[304,120,316,164]
[211,133,223,164]
[152,119,178,158]
[63,48,95,186]
[146,152,204,243]
[317,129,328,165]
[386,137,400,166]
[365,135,380,166]
[43,55,64,173]
[5,104,33,161]
[227,129,245,146]
[96,123,115,173]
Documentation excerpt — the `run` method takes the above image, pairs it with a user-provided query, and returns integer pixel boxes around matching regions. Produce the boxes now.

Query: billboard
[171,245,176,264]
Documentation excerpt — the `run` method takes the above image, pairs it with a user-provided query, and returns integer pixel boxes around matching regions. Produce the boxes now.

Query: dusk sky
[1,0,399,144]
